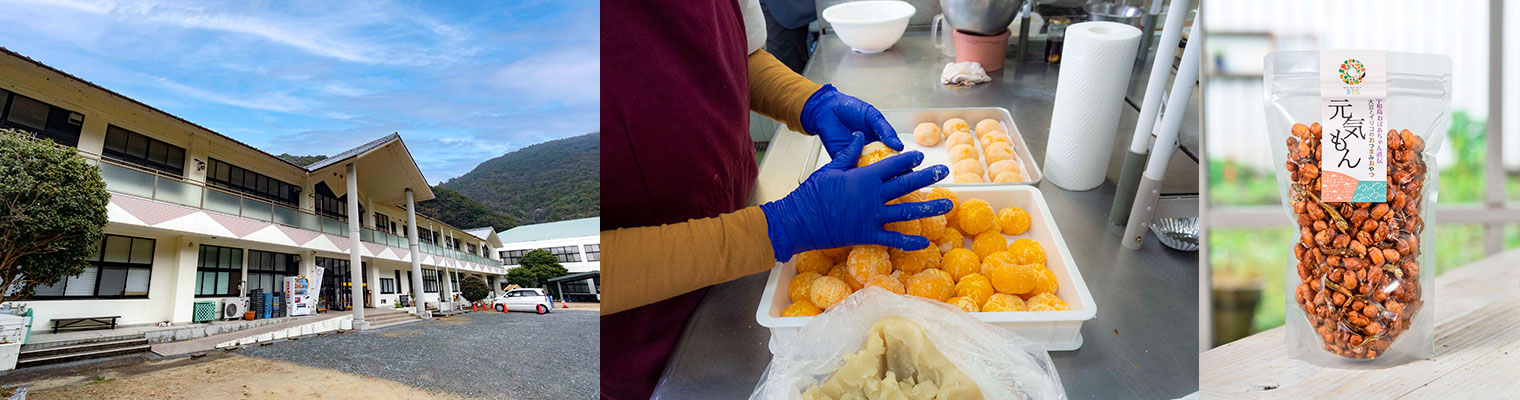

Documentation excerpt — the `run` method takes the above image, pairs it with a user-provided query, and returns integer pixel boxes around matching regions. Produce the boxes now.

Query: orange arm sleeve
[601,206,777,315]
[749,49,824,134]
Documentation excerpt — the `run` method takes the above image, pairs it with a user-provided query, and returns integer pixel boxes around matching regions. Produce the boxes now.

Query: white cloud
[490,45,600,106]
[151,76,317,113]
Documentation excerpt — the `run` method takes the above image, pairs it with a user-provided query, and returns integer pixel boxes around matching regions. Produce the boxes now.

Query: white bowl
[823,1,916,54]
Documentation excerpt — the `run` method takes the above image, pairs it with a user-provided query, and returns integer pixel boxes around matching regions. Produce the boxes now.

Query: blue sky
[0,0,598,184]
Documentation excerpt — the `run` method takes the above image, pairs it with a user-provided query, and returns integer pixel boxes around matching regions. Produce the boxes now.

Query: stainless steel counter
[651,32,1200,399]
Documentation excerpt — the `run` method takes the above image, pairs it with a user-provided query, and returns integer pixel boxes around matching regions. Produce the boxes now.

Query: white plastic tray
[755,185,1097,352]
[801,107,1043,186]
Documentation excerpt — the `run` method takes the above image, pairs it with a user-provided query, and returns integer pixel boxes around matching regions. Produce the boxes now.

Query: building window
[31,234,154,299]
[0,90,83,148]
[247,250,297,294]
[501,249,527,266]
[102,125,186,177]
[547,246,581,263]
[585,244,600,262]
[422,269,440,293]
[207,158,299,208]
[313,182,348,221]
[374,213,393,234]
[380,278,396,294]
[467,243,478,255]
[419,229,434,245]
[195,245,242,297]
[394,270,405,294]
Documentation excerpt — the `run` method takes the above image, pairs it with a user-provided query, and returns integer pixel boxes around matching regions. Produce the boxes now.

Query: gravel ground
[238,310,599,400]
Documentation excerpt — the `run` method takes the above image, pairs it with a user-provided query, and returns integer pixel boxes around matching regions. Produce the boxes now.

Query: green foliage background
[506,249,570,290]
[439,132,599,225]
[415,186,517,233]
[0,129,110,303]
[460,276,490,302]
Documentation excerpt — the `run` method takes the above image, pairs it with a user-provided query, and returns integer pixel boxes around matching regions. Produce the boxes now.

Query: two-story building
[0,47,508,332]
[496,217,599,301]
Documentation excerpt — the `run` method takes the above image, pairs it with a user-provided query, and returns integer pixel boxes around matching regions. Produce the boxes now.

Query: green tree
[0,129,110,303]
[460,276,490,302]
[505,249,569,288]
[415,186,517,233]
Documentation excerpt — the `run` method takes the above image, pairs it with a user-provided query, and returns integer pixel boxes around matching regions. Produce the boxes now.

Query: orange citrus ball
[788,272,821,303]
[846,245,893,284]
[1007,239,1047,265]
[885,219,921,237]
[982,251,1038,294]
[782,301,821,317]
[934,228,965,253]
[997,207,1032,235]
[863,274,907,295]
[1030,266,1059,297]
[829,264,863,291]
[794,250,834,274]
[947,296,980,313]
[906,269,955,302]
[954,273,995,306]
[971,231,1008,261]
[940,248,980,282]
[809,276,851,309]
[1027,292,1070,311]
[856,141,898,167]
[889,246,933,276]
[919,214,947,241]
[957,198,997,235]
[820,247,852,261]
[983,293,1027,312]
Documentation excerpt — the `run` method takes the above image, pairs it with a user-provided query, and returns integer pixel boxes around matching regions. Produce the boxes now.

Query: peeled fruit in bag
[906,269,955,302]
[783,301,822,317]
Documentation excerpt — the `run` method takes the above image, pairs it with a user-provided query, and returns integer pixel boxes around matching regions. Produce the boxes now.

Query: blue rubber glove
[762,133,953,261]
[801,85,901,158]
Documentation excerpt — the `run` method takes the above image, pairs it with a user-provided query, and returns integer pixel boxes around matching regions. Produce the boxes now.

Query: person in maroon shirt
[601,1,951,398]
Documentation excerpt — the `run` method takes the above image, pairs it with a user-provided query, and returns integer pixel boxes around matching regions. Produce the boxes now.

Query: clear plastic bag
[748,288,1066,400]
[1264,50,1448,367]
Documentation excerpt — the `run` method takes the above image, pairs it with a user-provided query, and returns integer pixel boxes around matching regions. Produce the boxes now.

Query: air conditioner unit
[222,298,248,320]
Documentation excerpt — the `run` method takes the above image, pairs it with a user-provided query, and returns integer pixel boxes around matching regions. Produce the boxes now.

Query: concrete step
[365,312,415,322]
[19,336,149,360]
[366,317,422,330]
[18,341,151,368]
[22,332,147,352]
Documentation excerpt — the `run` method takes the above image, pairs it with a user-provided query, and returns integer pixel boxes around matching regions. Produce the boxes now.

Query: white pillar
[441,230,454,307]
[405,189,429,318]
[345,163,367,329]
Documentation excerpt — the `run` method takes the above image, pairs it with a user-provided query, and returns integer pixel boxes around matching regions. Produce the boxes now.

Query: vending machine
[284,276,313,316]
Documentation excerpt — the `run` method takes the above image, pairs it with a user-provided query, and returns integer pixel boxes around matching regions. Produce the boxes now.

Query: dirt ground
[11,353,464,399]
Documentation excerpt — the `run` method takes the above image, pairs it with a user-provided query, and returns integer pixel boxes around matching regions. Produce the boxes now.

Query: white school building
[497,217,600,301]
[0,47,509,333]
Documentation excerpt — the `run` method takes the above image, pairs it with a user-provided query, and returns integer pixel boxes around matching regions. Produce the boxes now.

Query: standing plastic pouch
[749,288,1066,400]
[1264,50,1448,368]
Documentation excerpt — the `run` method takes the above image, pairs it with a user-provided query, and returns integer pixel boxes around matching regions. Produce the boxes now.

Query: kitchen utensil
[821,1,917,53]
[1085,2,1145,27]
[940,0,1024,36]
[803,107,1044,187]
[757,185,1098,352]
[930,13,956,57]
[1149,217,1199,251]
[954,29,1011,71]
[1043,21,1142,191]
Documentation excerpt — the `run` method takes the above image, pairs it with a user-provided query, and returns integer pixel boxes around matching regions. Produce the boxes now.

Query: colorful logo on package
[1339,59,1366,86]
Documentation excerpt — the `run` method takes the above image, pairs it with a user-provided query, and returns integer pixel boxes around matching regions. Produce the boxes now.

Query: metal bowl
[941,0,1024,36]
[1084,2,1144,27]
[1149,217,1199,252]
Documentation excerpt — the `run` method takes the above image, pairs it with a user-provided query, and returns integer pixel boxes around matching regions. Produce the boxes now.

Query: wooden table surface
[1201,249,1520,398]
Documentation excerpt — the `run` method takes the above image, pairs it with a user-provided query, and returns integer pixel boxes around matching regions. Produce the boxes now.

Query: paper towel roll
[1042,22,1143,191]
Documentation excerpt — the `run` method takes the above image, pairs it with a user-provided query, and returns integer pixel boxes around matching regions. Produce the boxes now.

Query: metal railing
[85,153,506,271]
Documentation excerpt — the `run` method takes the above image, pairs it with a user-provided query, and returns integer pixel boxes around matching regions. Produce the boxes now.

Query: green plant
[0,129,110,304]
[460,276,490,302]
[506,249,569,288]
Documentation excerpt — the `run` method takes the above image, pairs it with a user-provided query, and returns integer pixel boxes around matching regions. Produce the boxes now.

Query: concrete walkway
[150,313,348,357]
